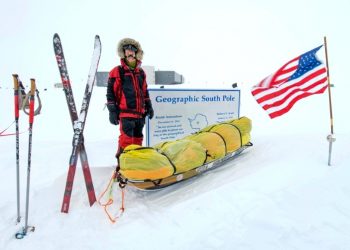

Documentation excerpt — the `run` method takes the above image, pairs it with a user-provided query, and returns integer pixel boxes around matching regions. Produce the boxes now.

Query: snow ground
[1,82,350,250]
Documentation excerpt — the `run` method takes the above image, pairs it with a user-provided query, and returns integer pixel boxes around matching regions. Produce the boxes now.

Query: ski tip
[94,35,102,49]
[53,33,60,44]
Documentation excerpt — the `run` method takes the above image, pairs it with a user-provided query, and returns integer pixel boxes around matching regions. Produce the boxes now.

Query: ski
[53,33,101,213]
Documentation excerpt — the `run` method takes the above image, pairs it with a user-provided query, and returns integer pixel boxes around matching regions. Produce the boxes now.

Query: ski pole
[15,78,36,239]
[12,74,21,224]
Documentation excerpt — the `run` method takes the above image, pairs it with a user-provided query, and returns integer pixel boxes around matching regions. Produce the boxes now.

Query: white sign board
[145,88,241,146]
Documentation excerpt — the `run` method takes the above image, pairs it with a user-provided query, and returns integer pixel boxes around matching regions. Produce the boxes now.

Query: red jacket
[107,59,151,118]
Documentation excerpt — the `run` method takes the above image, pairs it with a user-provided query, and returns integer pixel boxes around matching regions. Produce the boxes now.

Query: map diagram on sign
[188,113,208,131]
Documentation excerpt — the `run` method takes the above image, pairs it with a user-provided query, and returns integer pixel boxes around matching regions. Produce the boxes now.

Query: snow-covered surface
[1,80,350,249]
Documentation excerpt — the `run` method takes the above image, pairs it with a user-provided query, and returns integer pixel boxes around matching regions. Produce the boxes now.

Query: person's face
[125,49,136,63]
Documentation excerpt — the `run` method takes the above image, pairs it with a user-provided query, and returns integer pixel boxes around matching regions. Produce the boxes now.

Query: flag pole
[323,36,335,166]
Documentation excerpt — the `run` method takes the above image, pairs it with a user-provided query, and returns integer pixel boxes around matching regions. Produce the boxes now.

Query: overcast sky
[1,0,349,133]
[1,0,349,86]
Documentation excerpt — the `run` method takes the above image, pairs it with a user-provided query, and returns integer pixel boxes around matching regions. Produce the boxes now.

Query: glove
[107,103,120,125]
[144,100,154,119]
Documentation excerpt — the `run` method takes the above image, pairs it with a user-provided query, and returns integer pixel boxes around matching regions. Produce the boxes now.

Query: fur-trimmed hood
[117,38,144,60]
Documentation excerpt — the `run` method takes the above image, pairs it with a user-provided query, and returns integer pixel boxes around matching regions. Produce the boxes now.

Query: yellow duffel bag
[201,123,241,153]
[185,131,226,163]
[227,116,252,134]
[119,145,175,180]
[226,116,252,145]
[154,139,207,174]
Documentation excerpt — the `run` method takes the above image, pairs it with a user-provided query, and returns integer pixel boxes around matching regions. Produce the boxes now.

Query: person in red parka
[106,38,154,162]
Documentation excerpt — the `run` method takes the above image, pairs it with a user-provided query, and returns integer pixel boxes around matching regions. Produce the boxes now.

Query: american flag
[251,45,328,119]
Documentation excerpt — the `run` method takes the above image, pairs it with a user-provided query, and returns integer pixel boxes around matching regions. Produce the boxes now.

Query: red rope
[98,171,126,223]
[0,121,27,137]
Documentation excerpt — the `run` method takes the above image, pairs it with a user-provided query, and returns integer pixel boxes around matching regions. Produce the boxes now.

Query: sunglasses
[123,44,138,52]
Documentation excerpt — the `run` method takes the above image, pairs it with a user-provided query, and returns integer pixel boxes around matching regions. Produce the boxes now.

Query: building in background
[155,70,184,85]
[95,66,184,87]
[142,66,156,85]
